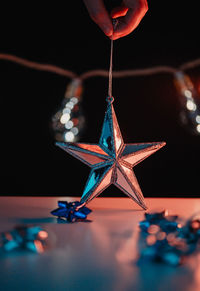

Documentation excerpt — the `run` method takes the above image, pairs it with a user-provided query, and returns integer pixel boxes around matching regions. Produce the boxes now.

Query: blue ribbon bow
[139,211,200,266]
[1,225,48,253]
[51,201,92,222]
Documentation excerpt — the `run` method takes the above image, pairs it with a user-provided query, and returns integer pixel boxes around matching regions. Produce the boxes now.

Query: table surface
[0,197,200,291]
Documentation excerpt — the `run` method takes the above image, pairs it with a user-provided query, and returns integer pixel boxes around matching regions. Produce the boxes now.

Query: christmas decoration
[57,96,165,209]
[56,30,166,210]
[0,225,48,253]
[139,211,200,266]
[51,200,92,222]
[1,53,200,136]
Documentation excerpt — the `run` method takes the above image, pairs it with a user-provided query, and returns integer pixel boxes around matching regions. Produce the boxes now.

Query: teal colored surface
[122,143,157,156]
[82,164,112,199]
[100,107,114,155]
[0,197,200,291]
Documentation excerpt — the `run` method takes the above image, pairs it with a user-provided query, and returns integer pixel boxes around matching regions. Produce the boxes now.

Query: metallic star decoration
[57,97,166,210]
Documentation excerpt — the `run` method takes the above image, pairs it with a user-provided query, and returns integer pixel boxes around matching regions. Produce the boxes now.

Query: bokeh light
[51,79,85,142]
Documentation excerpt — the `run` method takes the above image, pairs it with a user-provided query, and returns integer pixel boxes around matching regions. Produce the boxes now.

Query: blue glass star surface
[57,98,166,210]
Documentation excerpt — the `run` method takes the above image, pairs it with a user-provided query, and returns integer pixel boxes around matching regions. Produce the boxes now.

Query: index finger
[112,4,148,40]
[83,0,113,37]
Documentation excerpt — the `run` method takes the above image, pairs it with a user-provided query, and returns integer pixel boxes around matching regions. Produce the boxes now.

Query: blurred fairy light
[1,53,200,137]
[174,71,200,135]
[51,79,85,142]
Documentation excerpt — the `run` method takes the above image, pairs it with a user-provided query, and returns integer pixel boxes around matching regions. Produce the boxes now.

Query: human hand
[83,0,148,40]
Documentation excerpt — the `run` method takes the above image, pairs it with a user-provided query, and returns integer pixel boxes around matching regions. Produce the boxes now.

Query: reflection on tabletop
[0,197,200,291]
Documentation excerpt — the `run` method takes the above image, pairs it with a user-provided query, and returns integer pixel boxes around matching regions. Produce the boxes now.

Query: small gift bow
[139,210,200,266]
[51,201,92,222]
[0,225,48,253]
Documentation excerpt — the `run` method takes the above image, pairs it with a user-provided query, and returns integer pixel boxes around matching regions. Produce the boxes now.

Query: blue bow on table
[0,225,48,253]
[51,201,92,222]
[139,210,200,266]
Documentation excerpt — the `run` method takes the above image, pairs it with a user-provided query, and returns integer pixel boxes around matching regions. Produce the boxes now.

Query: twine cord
[0,52,200,81]
[108,35,114,98]
[108,19,118,100]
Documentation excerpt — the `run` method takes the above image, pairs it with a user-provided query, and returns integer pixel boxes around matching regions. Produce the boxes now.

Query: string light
[1,53,200,137]
[51,79,85,142]
[174,72,200,135]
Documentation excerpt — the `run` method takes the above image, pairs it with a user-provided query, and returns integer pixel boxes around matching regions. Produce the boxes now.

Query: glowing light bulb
[65,101,74,109]
[60,113,70,124]
[64,131,75,142]
[174,71,200,135]
[197,124,200,133]
[51,79,85,142]
[184,90,192,98]
[70,97,78,104]
[65,120,73,129]
[196,115,200,123]
[186,100,196,111]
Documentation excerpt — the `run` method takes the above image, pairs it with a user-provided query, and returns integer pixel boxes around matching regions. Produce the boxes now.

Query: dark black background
[0,1,200,197]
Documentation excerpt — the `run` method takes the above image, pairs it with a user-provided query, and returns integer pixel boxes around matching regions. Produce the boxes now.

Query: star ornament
[57,97,166,210]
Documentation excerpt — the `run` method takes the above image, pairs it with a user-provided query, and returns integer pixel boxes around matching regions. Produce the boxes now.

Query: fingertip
[99,20,113,37]
[106,26,113,36]
[112,30,130,40]
[112,34,121,41]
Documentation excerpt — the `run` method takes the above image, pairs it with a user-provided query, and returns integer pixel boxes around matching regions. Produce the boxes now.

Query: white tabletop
[0,197,200,291]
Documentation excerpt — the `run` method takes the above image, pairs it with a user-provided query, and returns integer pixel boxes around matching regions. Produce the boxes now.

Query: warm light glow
[72,118,79,126]
[34,240,44,253]
[70,97,78,104]
[191,220,200,229]
[196,115,200,123]
[60,113,70,124]
[64,131,75,142]
[184,89,192,98]
[38,230,48,240]
[146,234,156,245]
[65,101,74,109]
[65,120,74,129]
[186,100,197,111]
[147,224,160,234]
[196,124,200,133]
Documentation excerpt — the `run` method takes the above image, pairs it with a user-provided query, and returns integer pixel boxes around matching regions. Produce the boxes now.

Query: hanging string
[108,20,118,99]
[108,32,114,98]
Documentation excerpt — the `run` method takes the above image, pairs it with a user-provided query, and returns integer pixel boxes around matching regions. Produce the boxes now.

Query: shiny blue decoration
[0,225,48,253]
[82,163,113,200]
[139,211,200,266]
[51,200,92,222]
[141,211,179,234]
[56,98,166,210]
[99,104,115,156]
